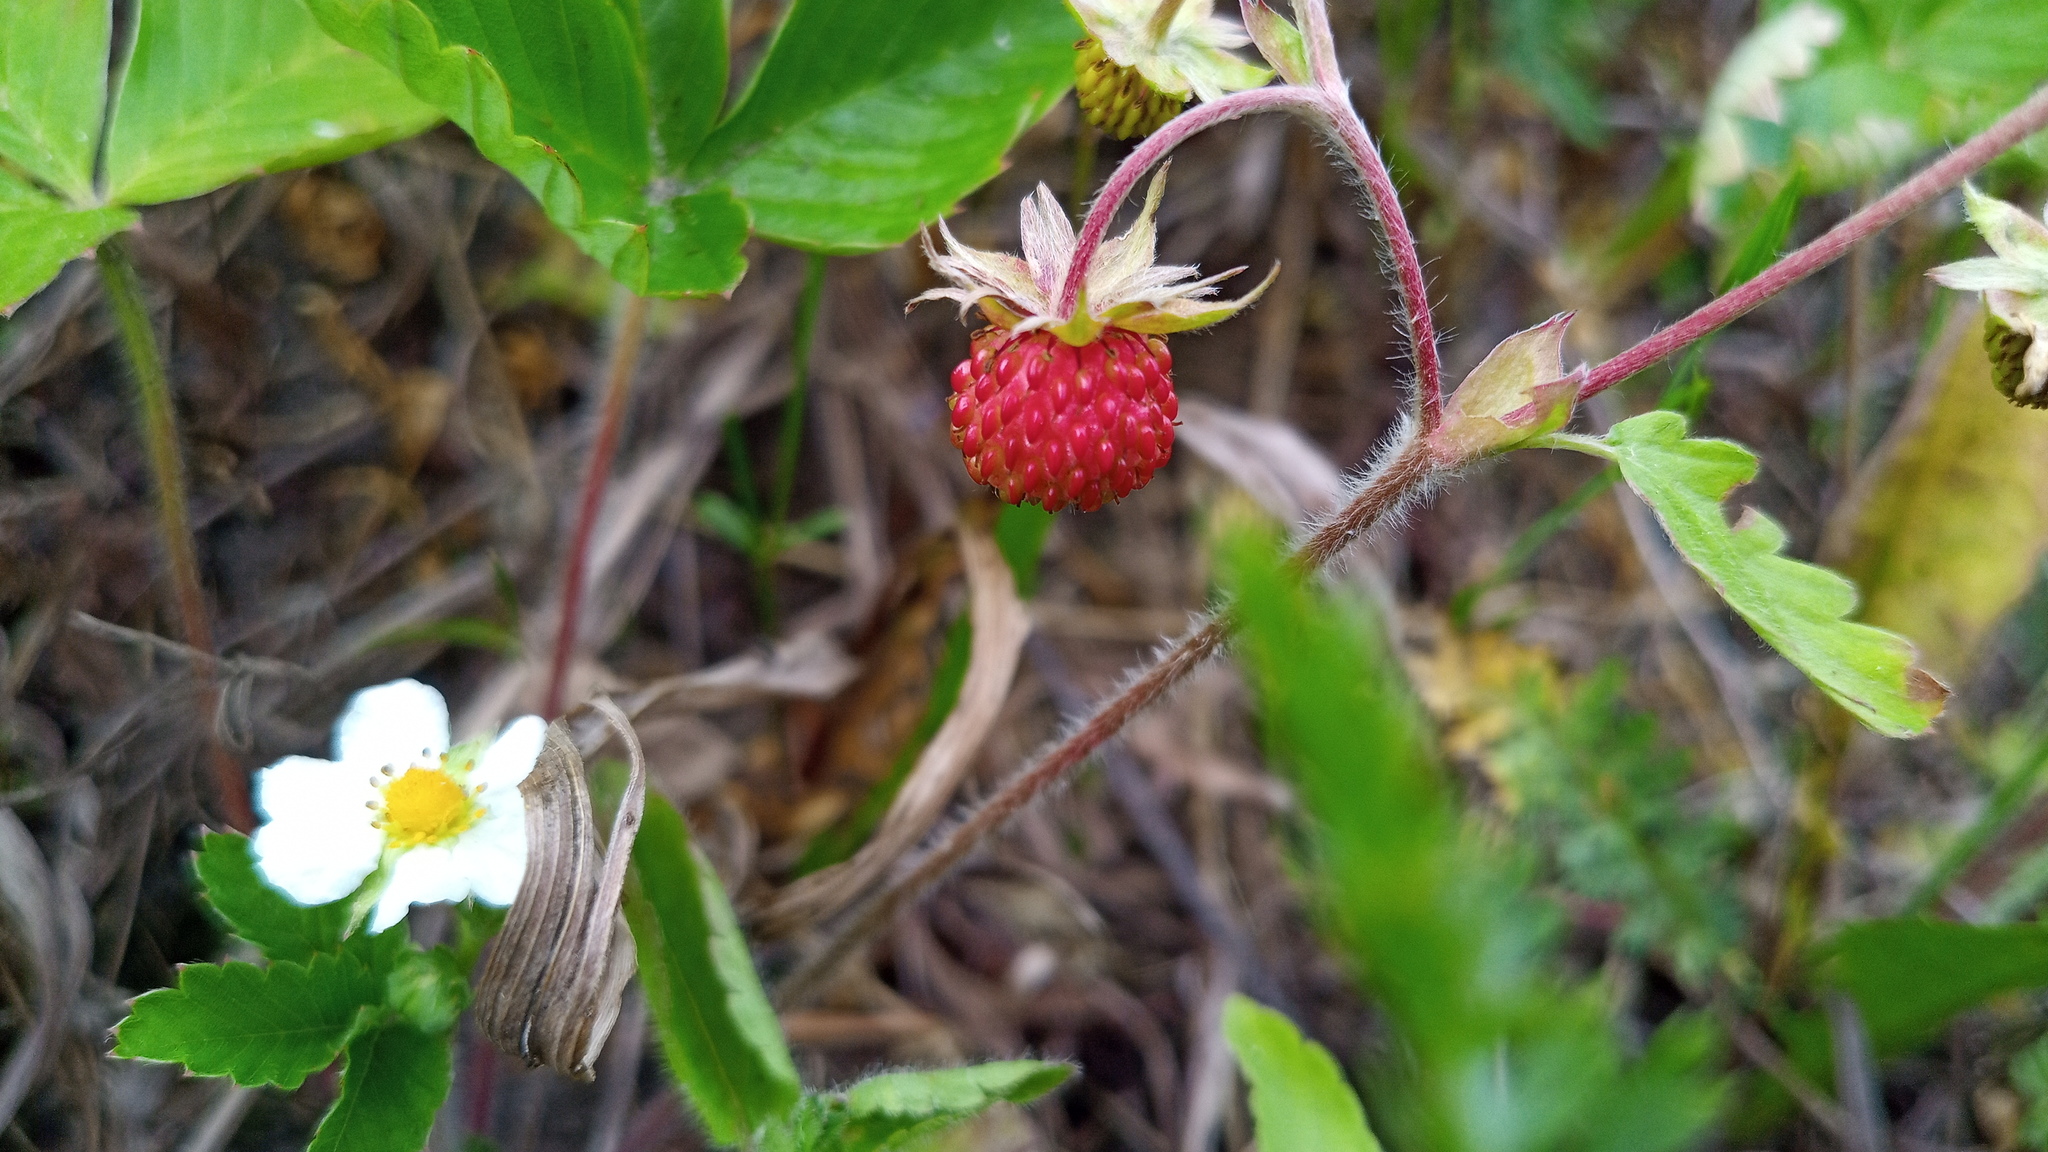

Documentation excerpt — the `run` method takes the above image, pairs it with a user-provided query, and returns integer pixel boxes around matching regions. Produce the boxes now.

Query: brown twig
[543,292,650,718]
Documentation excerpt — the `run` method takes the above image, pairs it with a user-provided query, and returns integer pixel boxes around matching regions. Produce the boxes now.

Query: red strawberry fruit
[912,172,1273,511]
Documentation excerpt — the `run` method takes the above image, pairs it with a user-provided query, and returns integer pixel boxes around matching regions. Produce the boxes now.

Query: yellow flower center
[378,762,481,849]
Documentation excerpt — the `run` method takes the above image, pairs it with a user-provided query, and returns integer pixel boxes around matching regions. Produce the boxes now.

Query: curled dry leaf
[474,698,647,1080]
[755,523,1032,936]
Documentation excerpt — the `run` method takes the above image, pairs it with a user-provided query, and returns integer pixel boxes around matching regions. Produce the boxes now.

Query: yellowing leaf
[1830,309,2048,676]
[1551,412,1947,737]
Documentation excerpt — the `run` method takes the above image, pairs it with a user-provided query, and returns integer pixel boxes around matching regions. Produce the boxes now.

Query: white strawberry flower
[250,679,542,933]
[1071,0,1271,103]
[1930,184,2048,402]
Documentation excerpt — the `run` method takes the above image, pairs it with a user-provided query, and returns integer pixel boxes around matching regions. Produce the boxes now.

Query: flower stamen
[377,763,482,849]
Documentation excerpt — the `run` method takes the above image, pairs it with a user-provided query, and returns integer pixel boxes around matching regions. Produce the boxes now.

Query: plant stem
[768,255,828,534]
[1059,83,1445,431]
[542,290,649,718]
[98,237,254,832]
[1579,81,2048,400]
[748,253,829,633]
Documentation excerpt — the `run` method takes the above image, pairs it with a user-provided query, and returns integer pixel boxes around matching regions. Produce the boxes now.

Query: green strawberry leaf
[1222,995,1383,1152]
[641,0,728,170]
[1547,411,1948,736]
[113,950,386,1088]
[0,0,110,202]
[1822,919,2048,1055]
[101,0,442,206]
[193,833,352,963]
[834,1062,1073,1152]
[0,174,134,316]
[307,1023,453,1152]
[303,0,749,298]
[624,792,799,1145]
[690,0,1076,252]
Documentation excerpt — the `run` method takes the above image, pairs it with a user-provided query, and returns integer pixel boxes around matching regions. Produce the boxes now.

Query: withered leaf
[474,698,646,1080]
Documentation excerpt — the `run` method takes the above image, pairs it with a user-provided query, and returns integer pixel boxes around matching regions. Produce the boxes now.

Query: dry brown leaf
[1826,307,2048,677]
[474,699,646,1080]
[755,524,1031,935]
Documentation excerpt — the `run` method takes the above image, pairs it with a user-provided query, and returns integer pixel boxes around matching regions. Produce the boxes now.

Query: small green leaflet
[0,0,441,313]
[1221,995,1382,1152]
[834,1062,1072,1152]
[307,1024,453,1152]
[194,833,351,963]
[623,792,800,1145]
[114,951,385,1088]
[1823,918,2048,1055]
[761,1063,1073,1152]
[1546,411,1947,736]
[0,175,134,316]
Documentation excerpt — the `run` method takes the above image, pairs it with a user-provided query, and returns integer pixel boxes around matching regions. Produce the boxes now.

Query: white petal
[255,755,375,824]
[455,810,529,906]
[251,811,382,906]
[473,715,545,791]
[334,679,449,768]
[368,845,472,933]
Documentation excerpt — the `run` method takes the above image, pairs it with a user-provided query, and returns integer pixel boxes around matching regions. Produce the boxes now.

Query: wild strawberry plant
[3,0,2046,1149]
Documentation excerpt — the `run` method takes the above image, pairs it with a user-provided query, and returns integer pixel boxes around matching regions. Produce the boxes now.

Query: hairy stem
[99,238,254,832]
[775,434,1434,1002]
[1580,82,2048,399]
[543,291,649,718]
[1059,83,1444,431]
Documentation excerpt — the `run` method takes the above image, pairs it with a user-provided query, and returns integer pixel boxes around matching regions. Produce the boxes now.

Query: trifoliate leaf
[194,832,351,963]
[1548,411,1948,736]
[307,1023,453,1152]
[114,950,385,1088]
[1221,995,1383,1152]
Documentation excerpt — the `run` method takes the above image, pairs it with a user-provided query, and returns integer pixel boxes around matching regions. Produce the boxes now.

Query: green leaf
[641,0,728,169]
[1823,918,2048,1054]
[1551,411,1948,736]
[0,0,110,201]
[369,616,524,656]
[783,506,848,548]
[0,173,134,315]
[101,0,441,206]
[193,833,351,963]
[1222,995,1382,1152]
[114,950,386,1087]
[624,792,799,1145]
[994,502,1054,597]
[308,1023,453,1152]
[835,1062,1072,1152]
[695,490,760,553]
[304,0,750,297]
[689,0,1075,251]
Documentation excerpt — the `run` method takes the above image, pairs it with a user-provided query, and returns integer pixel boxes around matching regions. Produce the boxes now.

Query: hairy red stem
[542,293,649,718]
[1581,82,2048,398]
[1059,84,1444,430]
[775,433,1433,1002]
